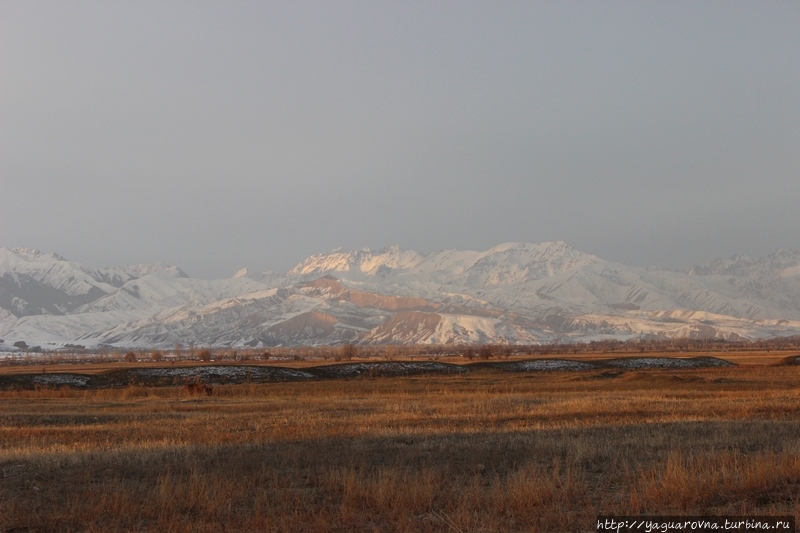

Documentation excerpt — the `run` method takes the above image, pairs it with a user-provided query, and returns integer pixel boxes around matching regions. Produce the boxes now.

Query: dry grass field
[1,353,799,532]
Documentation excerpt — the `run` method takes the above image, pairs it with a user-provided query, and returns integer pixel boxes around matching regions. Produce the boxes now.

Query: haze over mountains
[2,242,800,350]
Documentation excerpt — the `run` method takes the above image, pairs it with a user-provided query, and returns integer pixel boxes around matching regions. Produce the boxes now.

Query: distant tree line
[3,336,800,367]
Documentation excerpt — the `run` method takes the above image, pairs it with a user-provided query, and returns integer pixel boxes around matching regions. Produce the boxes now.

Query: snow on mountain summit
[0,248,190,318]
[0,247,115,303]
[108,262,188,280]
[468,241,599,284]
[688,248,800,278]
[287,241,598,284]
[288,246,424,277]
[1,247,67,272]
[8,247,67,261]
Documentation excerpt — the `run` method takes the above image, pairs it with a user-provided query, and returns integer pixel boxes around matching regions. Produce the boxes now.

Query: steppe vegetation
[0,347,799,531]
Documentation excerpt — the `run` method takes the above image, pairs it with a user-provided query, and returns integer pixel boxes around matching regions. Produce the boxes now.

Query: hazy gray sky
[2,2,799,278]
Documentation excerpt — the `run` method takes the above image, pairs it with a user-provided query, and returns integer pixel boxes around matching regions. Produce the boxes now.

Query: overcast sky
[2,2,799,278]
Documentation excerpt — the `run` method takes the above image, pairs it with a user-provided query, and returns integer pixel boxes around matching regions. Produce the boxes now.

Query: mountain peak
[285,241,600,287]
[688,248,800,277]
[114,262,189,280]
[7,247,67,262]
[288,246,423,277]
[487,240,582,257]
[11,247,42,257]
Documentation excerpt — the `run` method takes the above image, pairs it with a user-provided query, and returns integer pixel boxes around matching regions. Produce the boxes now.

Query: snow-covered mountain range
[3,243,800,350]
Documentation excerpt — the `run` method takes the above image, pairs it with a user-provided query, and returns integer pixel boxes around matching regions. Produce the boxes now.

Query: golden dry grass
[0,363,799,532]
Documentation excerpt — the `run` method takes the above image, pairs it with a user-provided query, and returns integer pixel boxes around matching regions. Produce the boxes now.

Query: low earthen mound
[776,354,800,366]
[0,356,736,390]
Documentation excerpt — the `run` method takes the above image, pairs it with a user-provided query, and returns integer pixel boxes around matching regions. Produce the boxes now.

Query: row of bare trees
[3,336,800,367]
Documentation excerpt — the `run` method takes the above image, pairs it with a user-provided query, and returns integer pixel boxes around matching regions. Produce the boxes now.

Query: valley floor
[1,353,799,532]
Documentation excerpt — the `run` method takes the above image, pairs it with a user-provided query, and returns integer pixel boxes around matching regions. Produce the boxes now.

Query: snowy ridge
[2,243,800,348]
[289,241,598,288]
[288,246,424,277]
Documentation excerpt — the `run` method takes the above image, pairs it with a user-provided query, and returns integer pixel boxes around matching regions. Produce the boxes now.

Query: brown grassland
[1,352,799,532]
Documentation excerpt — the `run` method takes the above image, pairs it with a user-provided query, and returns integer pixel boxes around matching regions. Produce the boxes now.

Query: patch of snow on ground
[499,359,598,372]
[605,357,733,369]
[131,366,315,381]
[32,374,90,387]
[314,362,465,377]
